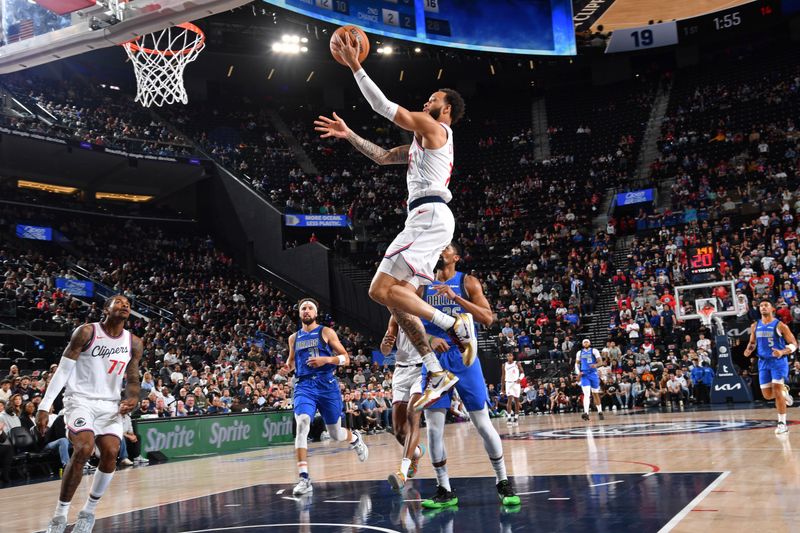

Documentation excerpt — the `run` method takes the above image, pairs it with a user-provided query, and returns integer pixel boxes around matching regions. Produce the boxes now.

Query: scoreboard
[266,0,577,55]
[689,244,718,276]
[606,0,783,53]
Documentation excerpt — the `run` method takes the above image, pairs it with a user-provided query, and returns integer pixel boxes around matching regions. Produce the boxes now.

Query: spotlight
[414,47,421,53]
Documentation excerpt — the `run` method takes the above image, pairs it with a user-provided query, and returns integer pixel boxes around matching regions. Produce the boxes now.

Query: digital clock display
[689,244,718,275]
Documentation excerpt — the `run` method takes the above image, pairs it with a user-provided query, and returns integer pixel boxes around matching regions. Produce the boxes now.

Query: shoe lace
[434,485,450,500]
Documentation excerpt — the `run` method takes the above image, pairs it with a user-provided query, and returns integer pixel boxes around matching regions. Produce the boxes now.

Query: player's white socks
[298,461,309,479]
[83,470,114,514]
[400,458,412,478]
[779,413,787,424]
[582,386,591,414]
[431,310,457,331]
[434,465,452,491]
[422,352,444,374]
[54,500,70,519]
[596,402,603,413]
[490,456,508,483]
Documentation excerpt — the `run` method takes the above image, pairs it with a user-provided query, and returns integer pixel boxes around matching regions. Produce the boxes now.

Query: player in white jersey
[380,316,446,490]
[316,33,475,411]
[501,354,524,426]
[40,295,142,533]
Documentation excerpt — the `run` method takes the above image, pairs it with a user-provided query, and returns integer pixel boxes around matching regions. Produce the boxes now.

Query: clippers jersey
[66,323,131,402]
[504,361,520,383]
[756,318,786,359]
[395,329,423,365]
[407,123,454,205]
[423,271,476,344]
[294,325,336,378]
[579,348,600,374]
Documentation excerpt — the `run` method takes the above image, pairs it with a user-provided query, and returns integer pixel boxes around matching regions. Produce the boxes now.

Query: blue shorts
[758,357,789,386]
[293,374,342,425]
[421,346,489,411]
[580,373,600,390]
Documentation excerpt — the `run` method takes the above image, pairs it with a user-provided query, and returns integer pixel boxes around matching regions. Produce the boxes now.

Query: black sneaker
[581,413,590,421]
[496,479,521,506]
[598,412,605,420]
[421,485,458,509]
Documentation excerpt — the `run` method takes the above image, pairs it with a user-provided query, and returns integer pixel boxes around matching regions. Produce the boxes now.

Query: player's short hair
[449,241,462,256]
[104,294,128,310]
[759,298,774,307]
[439,88,465,124]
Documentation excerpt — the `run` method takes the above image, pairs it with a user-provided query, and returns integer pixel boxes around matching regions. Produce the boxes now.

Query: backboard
[0,0,250,74]
[674,280,743,322]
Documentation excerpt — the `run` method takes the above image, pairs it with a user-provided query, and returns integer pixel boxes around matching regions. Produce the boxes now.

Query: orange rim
[124,22,205,57]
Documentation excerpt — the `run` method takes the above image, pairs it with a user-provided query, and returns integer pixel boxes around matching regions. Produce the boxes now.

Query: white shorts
[505,383,521,399]
[378,202,455,289]
[64,396,123,440]
[392,363,424,404]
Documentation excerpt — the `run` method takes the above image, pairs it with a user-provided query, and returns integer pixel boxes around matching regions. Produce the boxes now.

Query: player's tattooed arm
[346,131,409,165]
[120,335,143,414]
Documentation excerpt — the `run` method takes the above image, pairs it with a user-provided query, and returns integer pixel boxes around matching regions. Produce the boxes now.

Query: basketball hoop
[699,305,716,327]
[122,22,205,107]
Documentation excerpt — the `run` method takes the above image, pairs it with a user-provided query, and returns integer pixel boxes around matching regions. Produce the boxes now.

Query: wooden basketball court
[5,406,798,532]
[590,0,752,32]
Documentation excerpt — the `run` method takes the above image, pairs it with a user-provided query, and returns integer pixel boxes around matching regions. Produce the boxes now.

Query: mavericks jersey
[578,348,600,374]
[294,326,336,378]
[407,123,454,205]
[423,271,476,346]
[66,323,131,402]
[504,362,520,383]
[755,319,786,359]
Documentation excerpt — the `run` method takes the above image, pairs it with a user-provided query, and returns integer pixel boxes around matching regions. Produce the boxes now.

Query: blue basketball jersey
[579,348,598,374]
[294,325,335,378]
[755,319,786,359]
[423,271,476,345]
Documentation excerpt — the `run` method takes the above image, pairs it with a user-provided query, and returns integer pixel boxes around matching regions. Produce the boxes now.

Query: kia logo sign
[714,383,742,391]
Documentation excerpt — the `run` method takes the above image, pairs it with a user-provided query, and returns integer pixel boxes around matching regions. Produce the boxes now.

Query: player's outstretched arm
[777,322,798,357]
[332,33,442,139]
[380,316,399,355]
[321,327,351,366]
[36,324,92,432]
[120,335,143,415]
[743,323,757,357]
[287,332,297,373]
[314,112,409,165]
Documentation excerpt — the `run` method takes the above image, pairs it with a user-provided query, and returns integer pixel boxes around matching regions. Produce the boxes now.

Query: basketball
[330,25,369,66]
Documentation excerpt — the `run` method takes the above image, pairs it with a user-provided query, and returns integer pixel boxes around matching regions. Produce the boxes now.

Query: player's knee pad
[325,421,349,442]
[295,414,311,449]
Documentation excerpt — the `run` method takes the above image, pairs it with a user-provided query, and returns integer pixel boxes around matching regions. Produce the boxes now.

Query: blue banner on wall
[55,278,94,297]
[616,189,654,207]
[16,224,52,241]
[284,214,350,228]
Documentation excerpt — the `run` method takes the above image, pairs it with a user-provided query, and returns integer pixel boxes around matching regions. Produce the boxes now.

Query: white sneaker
[72,510,95,533]
[350,430,369,462]
[784,385,794,407]
[506,418,513,425]
[776,422,790,435]
[46,516,67,533]
[448,313,478,366]
[119,458,134,468]
[293,477,313,495]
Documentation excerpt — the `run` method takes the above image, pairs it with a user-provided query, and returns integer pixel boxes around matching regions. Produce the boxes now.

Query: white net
[122,22,205,108]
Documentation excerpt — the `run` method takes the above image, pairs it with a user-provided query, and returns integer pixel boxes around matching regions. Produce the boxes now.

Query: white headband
[300,300,318,313]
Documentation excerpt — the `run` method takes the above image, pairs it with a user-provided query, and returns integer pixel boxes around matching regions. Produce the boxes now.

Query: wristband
[787,344,797,354]
[337,355,347,365]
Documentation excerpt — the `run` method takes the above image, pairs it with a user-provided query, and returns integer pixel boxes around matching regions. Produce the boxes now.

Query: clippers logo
[74,418,87,428]
[503,420,787,440]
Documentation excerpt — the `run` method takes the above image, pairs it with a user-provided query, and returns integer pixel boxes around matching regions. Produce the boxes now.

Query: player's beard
[301,316,316,326]
[428,106,441,120]
[435,257,444,271]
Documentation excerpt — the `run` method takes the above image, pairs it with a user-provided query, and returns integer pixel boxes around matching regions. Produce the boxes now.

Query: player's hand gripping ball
[330,25,370,66]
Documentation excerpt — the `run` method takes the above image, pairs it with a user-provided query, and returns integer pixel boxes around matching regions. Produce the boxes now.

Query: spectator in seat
[117,414,140,467]
[32,408,71,471]
[0,380,11,403]
[0,393,22,433]
[359,392,379,434]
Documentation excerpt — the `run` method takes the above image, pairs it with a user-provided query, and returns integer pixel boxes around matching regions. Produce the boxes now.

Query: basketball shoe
[388,471,406,491]
[447,313,478,366]
[783,384,794,407]
[45,516,67,533]
[350,430,369,461]
[421,486,458,509]
[408,443,425,479]
[72,510,95,533]
[496,479,521,506]
[776,422,789,435]
[293,477,313,495]
[413,371,459,411]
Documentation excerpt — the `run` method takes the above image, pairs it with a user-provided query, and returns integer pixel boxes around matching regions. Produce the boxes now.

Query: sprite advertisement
[134,411,294,460]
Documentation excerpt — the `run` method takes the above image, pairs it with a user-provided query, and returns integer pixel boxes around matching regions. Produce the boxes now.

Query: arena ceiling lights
[272,34,308,54]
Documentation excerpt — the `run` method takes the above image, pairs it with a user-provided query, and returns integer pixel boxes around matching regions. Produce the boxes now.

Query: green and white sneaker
[496,479,521,506]
[421,485,458,509]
